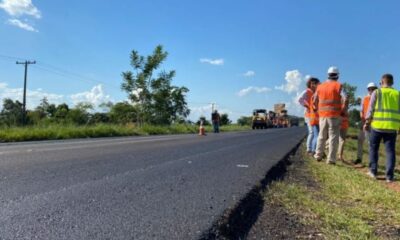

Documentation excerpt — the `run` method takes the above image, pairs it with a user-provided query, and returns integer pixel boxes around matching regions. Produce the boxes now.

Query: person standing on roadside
[298,76,319,155]
[211,110,221,133]
[353,82,378,164]
[313,66,343,164]
[364,74,399,182]
[338,97,349,162]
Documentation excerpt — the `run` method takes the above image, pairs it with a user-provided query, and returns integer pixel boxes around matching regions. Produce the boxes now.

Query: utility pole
[16,60,36,124]
[211,102,216,112]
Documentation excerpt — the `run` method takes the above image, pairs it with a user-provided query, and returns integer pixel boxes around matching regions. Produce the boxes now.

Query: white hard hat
[305,75,312,81]
[327,66,339,74]
[367,82,377,89]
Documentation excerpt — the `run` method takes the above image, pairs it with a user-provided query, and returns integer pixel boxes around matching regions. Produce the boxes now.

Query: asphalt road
[0,127,306,240]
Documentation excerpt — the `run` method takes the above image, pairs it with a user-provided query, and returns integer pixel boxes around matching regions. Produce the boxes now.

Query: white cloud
[200,58,224,66]
[0,82,64,109]
[7,18,37,32]
[0,0,41,18]
[275,70,303,94]
[237,86,271,97]
[243,70,255,77]
[70,84,111,107]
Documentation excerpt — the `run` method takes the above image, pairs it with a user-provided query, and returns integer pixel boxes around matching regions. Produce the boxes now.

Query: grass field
[265,129,400,239]
[0,124,251,142]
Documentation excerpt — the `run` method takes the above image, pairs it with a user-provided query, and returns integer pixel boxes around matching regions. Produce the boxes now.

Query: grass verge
[265,142,400,239]
[0,124,251,142]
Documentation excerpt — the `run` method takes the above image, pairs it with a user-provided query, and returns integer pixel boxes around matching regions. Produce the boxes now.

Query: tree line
[0,45,194,127]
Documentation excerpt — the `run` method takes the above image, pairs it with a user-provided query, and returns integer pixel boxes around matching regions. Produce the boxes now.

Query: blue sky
[1,0,400,121]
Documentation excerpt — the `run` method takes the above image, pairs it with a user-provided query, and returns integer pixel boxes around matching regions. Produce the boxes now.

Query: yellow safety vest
[371,88,400,130]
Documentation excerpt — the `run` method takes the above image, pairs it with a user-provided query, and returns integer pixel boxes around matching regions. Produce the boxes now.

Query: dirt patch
[246,147,323,240]
[348,161,400,193]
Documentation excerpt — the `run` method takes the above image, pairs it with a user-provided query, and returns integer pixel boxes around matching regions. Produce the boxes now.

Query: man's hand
[363,123,370,132]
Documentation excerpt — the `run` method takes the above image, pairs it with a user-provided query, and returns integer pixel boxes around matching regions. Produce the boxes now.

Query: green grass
[266,144,400,239]
[0,124,251,142]
[342,128,400,179]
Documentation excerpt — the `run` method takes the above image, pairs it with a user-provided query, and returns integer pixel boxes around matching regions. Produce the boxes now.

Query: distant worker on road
[313,66,343,164]
[298,77,320,155]
[353,82,378,164]
[211,110,221,133]
[364,74,399,182]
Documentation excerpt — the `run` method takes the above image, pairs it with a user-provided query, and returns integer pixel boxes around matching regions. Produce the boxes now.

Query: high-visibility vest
[371,88,400,130]
[341,113,349,130]
[317,81,342,118]
[361,95,370,121]
[309,97,319,126]
[304,88,314,118]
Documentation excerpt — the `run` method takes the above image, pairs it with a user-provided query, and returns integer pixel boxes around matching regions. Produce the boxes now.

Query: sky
[1,0,400,121]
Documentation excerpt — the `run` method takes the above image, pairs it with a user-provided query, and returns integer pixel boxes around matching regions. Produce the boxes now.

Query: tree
[0,98,24,126]
[342,83,361,108]
[349,109,361,128]
[66,102,93,125]
[121,45,190,125]
[109,102,137,124]
[220,113,231,126]
[54,103,70,121]
[237,116,252,126]
[196,116,210,126]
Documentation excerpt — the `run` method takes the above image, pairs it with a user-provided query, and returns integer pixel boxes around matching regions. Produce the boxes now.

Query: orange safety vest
[361,95,370,121]
[309,97,319,126]
[304,88,314,118]
[341,113,349,129]
[317,81,342,118]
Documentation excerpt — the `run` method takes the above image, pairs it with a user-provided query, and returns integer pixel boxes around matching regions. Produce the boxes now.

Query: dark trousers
[213,122,220,133]
[369,129,397,180]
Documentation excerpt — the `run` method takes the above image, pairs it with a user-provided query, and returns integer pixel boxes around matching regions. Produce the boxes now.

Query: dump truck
[252,109,270,129]
[271,104,299,128]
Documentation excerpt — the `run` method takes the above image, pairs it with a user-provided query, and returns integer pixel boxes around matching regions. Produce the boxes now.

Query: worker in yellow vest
[364,74,399,182]
[354,82,378,164]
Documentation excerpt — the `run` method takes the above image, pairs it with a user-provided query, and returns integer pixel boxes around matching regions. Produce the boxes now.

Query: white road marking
[237,164,249,168]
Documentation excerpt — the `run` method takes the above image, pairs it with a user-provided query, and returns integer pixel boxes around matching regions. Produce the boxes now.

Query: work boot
[353,158,362,165]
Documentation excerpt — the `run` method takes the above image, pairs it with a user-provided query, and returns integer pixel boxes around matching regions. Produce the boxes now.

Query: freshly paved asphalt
[0,127,306,240]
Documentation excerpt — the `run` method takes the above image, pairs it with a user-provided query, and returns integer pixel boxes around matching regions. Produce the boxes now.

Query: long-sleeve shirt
[298,89,310,107]
[365,88,397,133]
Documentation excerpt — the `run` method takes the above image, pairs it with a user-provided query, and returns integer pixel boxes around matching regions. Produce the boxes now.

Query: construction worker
[298,76,318,155]
[308,78,321,155]
[338,97,349,161]
[313,66,343,164]
[353,82,378,164]
[211,110,220,133]
[364,74,399,182]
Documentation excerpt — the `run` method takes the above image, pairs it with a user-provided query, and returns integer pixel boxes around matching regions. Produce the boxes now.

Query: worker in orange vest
[313,66,343,164]
[353,82,378,164]
[338,97,349,161]
[308,78,321,155]
[298,76,320,154]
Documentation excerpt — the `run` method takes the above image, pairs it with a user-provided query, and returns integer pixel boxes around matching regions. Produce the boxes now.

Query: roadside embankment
[248,141,400,239]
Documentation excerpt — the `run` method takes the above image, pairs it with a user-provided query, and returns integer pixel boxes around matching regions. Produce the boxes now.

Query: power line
[32,64,122,91]
[0,54,25,61]
[0,53,122,91]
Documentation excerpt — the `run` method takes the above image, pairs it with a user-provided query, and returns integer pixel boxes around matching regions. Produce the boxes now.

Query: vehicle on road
[252,109,270,129]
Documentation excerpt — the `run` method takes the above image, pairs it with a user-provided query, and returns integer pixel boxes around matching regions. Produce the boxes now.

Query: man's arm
[297,90,309,108]
[364,91,377,130]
